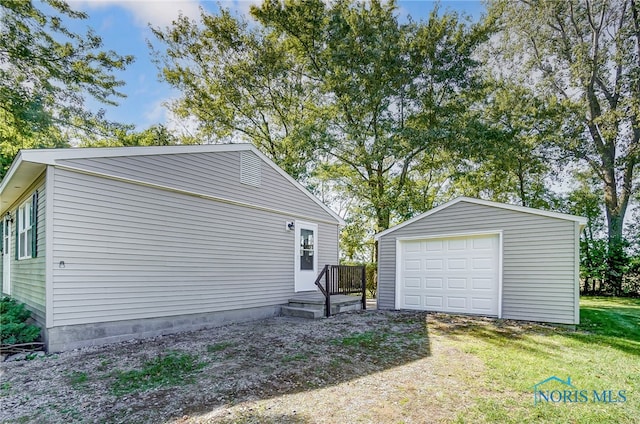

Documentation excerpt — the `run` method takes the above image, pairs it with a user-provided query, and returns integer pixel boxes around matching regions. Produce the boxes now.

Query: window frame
[17,198,33,260]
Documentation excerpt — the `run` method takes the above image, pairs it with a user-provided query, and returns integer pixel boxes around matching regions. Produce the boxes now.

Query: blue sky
[64,1,486,132]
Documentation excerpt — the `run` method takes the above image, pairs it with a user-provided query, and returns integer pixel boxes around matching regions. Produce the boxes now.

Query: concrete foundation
[45,305,281,353]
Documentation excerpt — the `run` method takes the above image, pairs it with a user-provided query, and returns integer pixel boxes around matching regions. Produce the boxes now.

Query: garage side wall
[378,201,578,324]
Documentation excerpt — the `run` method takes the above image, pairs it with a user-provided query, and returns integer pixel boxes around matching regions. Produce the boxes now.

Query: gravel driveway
[0,310,483,423]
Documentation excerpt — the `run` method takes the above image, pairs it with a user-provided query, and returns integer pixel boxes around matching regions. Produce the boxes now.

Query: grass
[67,371,88,388]
[207,342,235,353]
[331,330,388,349]
[442,296,640,423]
[110,351,205,396]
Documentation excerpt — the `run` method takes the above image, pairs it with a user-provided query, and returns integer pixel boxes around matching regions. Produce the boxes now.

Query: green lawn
[444,296,640,423]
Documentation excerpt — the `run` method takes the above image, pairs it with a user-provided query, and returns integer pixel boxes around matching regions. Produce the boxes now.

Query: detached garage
[375,197,586,324]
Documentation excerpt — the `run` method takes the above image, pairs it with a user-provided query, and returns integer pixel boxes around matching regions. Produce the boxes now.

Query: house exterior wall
[50,165,339,328]
[57,150,336,223]
[1,175,46,326]
[377,201,579,324]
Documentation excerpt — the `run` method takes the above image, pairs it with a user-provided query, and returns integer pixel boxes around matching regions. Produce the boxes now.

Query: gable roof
[0,144,344,225]
[374,196,587,240]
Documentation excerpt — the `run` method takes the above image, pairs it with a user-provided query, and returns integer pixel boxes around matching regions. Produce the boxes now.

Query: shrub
[0,296,41,345]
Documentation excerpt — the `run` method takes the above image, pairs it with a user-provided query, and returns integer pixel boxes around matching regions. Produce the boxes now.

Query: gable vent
[240,151,262,187]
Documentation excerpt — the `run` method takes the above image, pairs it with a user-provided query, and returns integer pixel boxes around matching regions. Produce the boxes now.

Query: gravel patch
[1,310,485,423]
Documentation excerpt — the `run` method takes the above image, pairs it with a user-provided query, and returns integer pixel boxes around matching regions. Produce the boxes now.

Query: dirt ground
[0,310,486,423]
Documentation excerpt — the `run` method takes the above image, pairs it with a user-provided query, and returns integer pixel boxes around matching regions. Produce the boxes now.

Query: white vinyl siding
[8,178,46,326]
[378,201,578,324]
[51,168,339,326]
[58,151,335,223]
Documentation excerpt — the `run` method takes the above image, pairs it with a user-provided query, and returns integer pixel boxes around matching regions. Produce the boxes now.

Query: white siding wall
[58,151,336,223]
[2,176,46,326]
[378,201,578,324]
[51,167,339,327]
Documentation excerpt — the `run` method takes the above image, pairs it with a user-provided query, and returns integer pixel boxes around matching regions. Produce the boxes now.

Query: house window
[18,199,33,259]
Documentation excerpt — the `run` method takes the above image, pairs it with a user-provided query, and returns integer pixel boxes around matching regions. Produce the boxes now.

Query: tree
[0,0,134,178]
[450,81,567,209]
[154,0,489,259]
[150,8,321,180]
[251,1,489,239]
[78,124,179,147]
[488,0,640,294]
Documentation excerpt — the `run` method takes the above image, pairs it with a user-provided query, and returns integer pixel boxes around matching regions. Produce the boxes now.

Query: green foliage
[206,342,234,353]
[331,330,388,349]
[0,296,41,345]
[487,0,640,291]
[153,0,491,244]
[78,124,179,147]
[66,371,88,388]
[110,351,205,396]
[0,0,134,178]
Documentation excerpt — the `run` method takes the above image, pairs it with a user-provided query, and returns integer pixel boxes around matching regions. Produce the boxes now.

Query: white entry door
[398,233,500,316]
[294,221,319,292]
[2,217,11,295]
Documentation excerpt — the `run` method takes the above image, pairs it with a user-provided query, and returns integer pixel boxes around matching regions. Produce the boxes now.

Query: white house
[0,144,343,352]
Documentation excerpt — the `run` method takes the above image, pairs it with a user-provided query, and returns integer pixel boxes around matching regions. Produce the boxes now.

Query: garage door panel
[447,239,467,250]
[471,297,495,311]
[404,277,421,288]
[472,278,493,290]
[425,296,443,308]
[447,278,467,289]
[426,240,443,251]
[399,234,499,316]
[472,237,494,249]
[403,295,421,306]
[404,259,422,271]
[472,258,494,270]
[426,259,443,271]
[447,258,467,270]
[405,242,422,253]
[446,297,467,309]
[426,278,443,288]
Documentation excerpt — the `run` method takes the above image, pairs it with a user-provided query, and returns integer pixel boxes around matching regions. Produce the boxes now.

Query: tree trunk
[605,208,626,296]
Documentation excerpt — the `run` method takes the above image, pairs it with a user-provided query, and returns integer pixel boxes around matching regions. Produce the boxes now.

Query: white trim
[1,144,344,226]
[394,231,503,317]
[375,197,587,240]
[21,143,252,165]
[497,231,503,319]
[294,220,319,292]
[45,166,54,328]
[2,214,11,295]
[17,198,33,260]
[395,239,402,309]
[395,229,504,241]
[55,164,341,226]
[574,221,581,325]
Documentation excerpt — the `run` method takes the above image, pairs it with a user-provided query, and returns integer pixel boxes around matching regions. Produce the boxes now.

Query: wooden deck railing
[314,264,367,317]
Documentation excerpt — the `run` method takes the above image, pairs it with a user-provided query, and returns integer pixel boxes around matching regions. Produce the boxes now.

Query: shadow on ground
[1,309,432,424]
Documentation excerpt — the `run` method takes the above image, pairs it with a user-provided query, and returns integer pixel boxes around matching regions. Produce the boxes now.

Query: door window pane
[300,229,314,271]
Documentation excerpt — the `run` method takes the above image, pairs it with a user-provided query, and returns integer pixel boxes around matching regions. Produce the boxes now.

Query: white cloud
[72,0,202,28]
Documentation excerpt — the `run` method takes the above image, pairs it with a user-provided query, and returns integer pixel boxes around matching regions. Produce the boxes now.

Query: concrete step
[287,301,324,311]
[281,305,324,319]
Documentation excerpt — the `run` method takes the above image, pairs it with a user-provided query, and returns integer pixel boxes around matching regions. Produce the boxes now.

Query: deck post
[325,267,331,317]
[361,265,367,310]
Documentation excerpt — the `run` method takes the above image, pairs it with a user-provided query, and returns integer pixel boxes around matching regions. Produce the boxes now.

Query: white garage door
[398,233,500,316]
